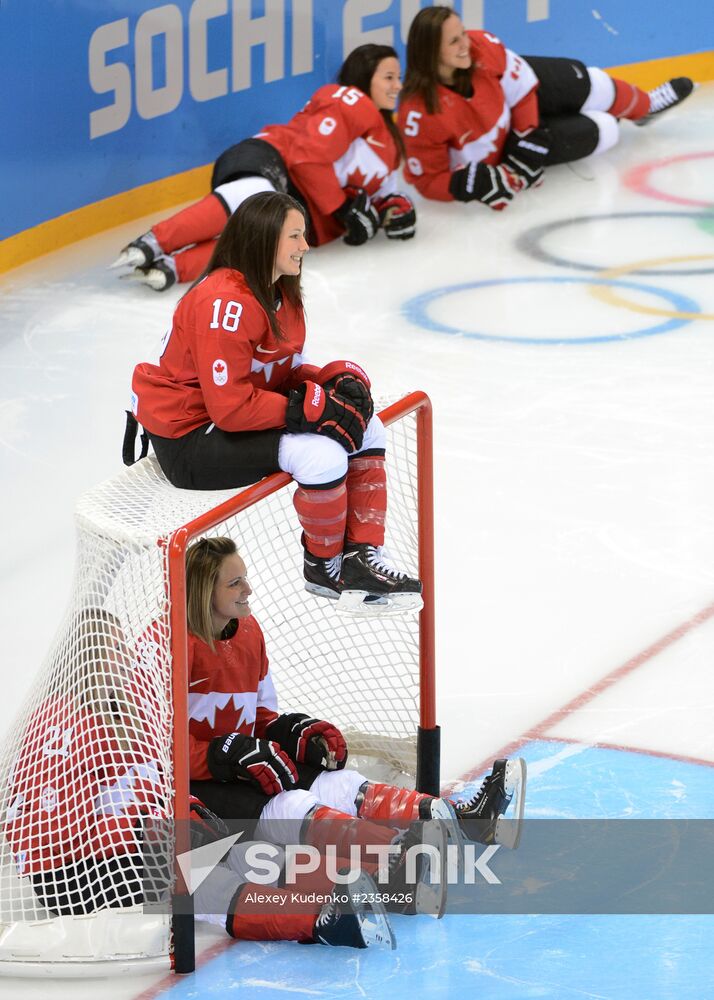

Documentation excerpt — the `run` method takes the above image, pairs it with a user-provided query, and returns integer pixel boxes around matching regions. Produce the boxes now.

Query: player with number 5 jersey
[112,45,416,291]
[397,5,694,209]
[130,192,422,615]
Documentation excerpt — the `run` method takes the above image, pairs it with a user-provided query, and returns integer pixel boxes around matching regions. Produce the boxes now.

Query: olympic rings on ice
[402,276,700,345]
[516,212,714,276]
[590,255,714,321]
[623,152,714,209]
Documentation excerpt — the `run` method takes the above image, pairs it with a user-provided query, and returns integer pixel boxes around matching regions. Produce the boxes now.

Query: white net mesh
[0,397,428,970]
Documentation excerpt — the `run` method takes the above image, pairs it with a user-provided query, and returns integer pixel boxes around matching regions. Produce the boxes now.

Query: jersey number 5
[403,110,422,137]
[210,299,244,332]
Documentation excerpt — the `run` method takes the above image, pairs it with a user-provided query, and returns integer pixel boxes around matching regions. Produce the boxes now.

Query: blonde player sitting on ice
[147,536,527,919]
[4,608,396,950]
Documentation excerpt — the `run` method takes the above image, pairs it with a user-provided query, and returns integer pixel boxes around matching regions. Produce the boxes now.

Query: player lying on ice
[130,191,420,617]
[111,44,415,291]
[397,5,695,210]
[3,608,396,950]
[140,537,528,913]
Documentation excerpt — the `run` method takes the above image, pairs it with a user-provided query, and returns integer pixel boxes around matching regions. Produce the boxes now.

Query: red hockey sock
[229,884,316,941]
[345,455,387,546]
[357,782,433,824]
[153,193,229,254]
[173,240,217,283]
[294,481,347,558]
[305,805,396,858]
[607,77,650,120]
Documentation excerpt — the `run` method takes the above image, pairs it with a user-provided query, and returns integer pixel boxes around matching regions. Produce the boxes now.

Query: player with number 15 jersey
[112,45,416,291]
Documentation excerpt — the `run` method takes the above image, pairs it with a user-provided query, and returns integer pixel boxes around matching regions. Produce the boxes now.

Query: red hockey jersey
[5,697,164,875]
[257,83,401,244]
[181,616,280,780]
[398,31,539,201]
[132,268,319,440]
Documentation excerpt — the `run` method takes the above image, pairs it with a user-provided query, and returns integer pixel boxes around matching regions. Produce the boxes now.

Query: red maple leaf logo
[345,166,369,191]
[214,362,225,373]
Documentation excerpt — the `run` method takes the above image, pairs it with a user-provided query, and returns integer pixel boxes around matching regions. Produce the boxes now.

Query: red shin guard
[174,240,217,283]
[345,455,387,546]
[357,782,432,824]
[305,805,396,859]
[153,193,230,254]
[608,77,650,120]
[294,481,347,558]
[229,885,316,941]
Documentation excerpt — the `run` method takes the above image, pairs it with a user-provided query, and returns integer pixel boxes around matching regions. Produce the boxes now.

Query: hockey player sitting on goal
[397,5,695,209]
[4,607,397,950]
[148,536,527,915]
[111,44,415,291]
[130,191,419,616]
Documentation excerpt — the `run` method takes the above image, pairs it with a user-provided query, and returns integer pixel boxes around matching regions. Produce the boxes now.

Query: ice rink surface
[1,83,713,998]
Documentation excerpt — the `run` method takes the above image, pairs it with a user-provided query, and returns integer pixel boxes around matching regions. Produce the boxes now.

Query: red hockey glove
[286,381,366,453]
[316,360,373,424]
[449,162,525,209]
[373,193,417,240]
[334,189,380,245]
[207,732,298,795]
[502,127,550,188]
[189,794,232,850]
[266,713,348,771]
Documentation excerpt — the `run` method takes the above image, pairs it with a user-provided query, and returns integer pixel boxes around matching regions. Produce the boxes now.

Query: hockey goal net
[0,392,436,976]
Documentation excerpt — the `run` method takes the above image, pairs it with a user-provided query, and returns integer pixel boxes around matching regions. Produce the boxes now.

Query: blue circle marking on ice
[402,276,700,344]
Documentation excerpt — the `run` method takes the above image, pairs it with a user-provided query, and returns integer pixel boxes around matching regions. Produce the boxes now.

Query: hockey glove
[448,162,524,210]
[502,127,550,188]
[315,360,374,424]
[189,794,232,850]
[265,713,348,771]
[286,381,366,453]
[334,189,380,245]
[373,193,417,240]
[207,732,298,795]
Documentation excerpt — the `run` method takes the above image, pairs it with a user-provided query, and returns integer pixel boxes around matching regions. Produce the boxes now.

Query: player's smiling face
[273,209,309,281]
[438,14,471,82]
[211,553,252,633]
[369,56,402,111]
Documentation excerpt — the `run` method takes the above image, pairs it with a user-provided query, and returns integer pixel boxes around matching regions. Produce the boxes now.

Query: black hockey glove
[373,193,417,240]
[207,732,298,795]
[189,794,232,850]
[334,189,380,245]
[315,360,374,424]
[448,161,524,209]
[265,713,348,771]
[286,381,366,453]
[502,127,550,189]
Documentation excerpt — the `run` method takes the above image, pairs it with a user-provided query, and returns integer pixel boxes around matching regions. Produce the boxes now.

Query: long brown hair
[193,192,306,340]
[186,536,238,649]
[338,44,405,162]
[402,6,473,115]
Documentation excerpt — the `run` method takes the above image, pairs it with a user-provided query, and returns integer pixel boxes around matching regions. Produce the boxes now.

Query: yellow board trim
[1,49,712,276]
[0,163,212,275]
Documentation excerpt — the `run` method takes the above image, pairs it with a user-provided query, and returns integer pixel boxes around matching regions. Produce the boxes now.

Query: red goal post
[0,391,438,976]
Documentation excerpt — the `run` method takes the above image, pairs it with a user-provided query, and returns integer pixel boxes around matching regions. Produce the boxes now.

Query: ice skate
[303,552,342,600]
[634,77,695,125]
[313,870,395,949]
[379,819,447,917]
[337,544,423,617]
[428,758,527,853]
[110,231,161,269]
[121,258,177,292]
